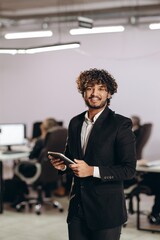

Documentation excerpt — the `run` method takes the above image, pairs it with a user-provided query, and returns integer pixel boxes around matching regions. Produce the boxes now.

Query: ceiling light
[0,42,80,55]
[4,30,53,39]
[0,49,27,55]
[26,42,80,54]
[0,49,18,55]
[70,25,125,35]
[149,23,160,30]
[78,16,93,28]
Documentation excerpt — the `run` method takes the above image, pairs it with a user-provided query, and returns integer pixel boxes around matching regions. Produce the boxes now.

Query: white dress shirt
[81,109,105,178]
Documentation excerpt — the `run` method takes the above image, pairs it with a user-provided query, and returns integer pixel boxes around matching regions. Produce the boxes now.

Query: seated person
[30,117,70,197]
[29,118,58,159]
[8,118,59,207]
[124,115,160,225]
[131,115,141,141]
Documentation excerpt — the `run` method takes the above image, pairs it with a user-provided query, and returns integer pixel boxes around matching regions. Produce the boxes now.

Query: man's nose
[91,88,98,95]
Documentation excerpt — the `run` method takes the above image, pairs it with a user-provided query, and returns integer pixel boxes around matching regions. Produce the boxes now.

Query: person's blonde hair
[43,118,58,131]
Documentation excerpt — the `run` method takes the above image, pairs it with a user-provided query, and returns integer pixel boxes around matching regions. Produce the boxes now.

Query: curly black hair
[76,68,118,105]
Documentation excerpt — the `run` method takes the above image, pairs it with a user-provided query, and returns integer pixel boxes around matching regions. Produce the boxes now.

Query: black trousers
[68,205,122,240]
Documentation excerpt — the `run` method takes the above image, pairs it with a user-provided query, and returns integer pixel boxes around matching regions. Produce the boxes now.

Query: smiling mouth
[89,97,101,102]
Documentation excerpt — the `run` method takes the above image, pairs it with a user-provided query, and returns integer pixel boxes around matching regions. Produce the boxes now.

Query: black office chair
[36,126,68,213]
[14,160,42,214]
[135,123,152,160]
[124,123,153,216]
[39,126,68,191]
[32,122,42,139]
[14,126,68,215]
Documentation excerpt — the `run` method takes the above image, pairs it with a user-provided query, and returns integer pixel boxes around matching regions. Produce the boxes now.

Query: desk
[135,162,160,232]
[137,164,160,173]
[0,151,29,214]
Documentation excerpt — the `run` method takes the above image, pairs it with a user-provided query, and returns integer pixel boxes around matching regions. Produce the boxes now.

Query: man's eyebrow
[97,85,107,88]
[85,84,106,88]
[86,85,93,87]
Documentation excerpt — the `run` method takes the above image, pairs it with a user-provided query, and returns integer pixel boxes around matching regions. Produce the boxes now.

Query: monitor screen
[0,123,26,151]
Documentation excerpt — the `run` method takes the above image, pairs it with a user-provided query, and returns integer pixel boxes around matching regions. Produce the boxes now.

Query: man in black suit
[49,68,136,240]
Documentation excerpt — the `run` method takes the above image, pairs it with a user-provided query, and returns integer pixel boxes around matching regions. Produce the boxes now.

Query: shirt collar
[84,108,105,124]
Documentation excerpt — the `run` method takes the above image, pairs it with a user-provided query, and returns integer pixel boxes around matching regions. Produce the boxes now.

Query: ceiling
[0,0,160,34]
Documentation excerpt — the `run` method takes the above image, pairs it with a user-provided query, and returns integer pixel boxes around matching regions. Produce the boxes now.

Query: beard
[85,97,108,109]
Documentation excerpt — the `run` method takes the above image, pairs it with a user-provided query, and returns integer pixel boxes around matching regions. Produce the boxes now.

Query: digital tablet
[48,151,75,165]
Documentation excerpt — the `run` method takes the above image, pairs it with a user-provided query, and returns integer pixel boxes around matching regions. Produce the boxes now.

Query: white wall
[0,25,160,160]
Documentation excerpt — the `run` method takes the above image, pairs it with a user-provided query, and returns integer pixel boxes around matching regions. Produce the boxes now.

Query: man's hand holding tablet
[48,151,75,171]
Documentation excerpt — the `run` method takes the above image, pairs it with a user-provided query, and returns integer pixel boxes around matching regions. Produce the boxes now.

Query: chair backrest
[14,161,41,185]
[32,122,42,139]
[136,123,152,159]
[38,126,68,183]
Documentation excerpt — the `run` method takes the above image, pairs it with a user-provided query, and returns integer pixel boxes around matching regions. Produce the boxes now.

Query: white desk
[0,152,29,161]
[0,150,30,214]
[137,165,160,173]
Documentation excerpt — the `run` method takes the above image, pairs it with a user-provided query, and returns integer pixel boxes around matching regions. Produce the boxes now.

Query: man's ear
[107,93,111,99]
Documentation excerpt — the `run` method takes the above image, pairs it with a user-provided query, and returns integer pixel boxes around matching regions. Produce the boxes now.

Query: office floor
[0,195,160,240]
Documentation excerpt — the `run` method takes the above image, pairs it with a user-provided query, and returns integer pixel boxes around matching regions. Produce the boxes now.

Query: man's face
[83,84,111,109]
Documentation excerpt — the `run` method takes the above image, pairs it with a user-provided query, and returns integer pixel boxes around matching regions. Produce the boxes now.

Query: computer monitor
[0,123,26,152]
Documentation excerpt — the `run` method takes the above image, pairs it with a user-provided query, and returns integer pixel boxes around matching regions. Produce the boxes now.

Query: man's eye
[86,87,92,91]
[99,88,106,91]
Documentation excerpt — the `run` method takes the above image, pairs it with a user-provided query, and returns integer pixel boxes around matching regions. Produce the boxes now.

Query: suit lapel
[76,112,85,159]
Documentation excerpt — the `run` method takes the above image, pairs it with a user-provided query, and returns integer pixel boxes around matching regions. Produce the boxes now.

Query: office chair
[123,183,153,229]
[135,123,152,160]
[14,160,42,214]
[124,123,153,216]
[35,126,68,213]
[14,126,68,215]
[32,122,42,139]
[39,126,68,189]
[14,158,65,215]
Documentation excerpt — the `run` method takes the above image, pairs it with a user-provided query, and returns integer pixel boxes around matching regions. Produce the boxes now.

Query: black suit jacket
[65,106,136,230]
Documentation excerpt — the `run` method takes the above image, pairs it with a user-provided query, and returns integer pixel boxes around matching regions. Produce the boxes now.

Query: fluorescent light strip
[70,25,125,35]
[26,42,80,54]
[149,23,160,30]
[78,16,93,24]
[0,49,27,55]
[5,30,53,39]
[0,42,80,55]
[0,49,18,55]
